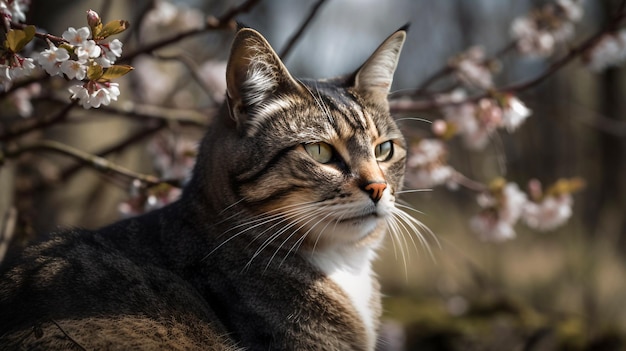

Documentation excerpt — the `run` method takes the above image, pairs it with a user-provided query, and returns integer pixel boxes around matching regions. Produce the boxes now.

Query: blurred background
[1,0,625,350]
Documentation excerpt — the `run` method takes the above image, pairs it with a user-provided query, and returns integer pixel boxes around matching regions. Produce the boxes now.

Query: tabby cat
[0,26,414,350]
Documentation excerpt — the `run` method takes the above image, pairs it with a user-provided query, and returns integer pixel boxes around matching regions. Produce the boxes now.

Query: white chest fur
[308,247,377,347]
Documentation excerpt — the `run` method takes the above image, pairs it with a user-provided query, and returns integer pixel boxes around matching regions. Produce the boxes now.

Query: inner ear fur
[225,28,302,129]
[351,27,407,101]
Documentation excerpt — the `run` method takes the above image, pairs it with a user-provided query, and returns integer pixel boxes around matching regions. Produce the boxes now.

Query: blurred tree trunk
[591,1,626,248]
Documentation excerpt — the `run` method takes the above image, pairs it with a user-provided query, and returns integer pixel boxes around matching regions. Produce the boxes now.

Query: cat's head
[196,27,407,251]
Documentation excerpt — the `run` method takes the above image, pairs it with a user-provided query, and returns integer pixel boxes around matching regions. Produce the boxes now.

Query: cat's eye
[304,142,334,164]
[375,141,393,162]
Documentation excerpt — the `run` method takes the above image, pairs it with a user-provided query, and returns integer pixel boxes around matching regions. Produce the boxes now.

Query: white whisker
[395,117,432,124]
[396,189,433,195]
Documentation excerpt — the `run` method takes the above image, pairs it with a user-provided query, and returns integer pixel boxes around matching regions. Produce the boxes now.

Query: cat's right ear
[225,28,301,131]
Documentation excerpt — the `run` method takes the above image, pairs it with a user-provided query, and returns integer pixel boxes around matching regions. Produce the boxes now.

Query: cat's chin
[304,214,386,251]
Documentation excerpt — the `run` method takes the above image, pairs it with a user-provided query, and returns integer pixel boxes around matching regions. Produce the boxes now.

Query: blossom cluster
[438,90,532,150]
[585,30,626,72]
[1,7,131,110]
[118,134,197,217]
[405,138,455,189]
[0,0,28,23]
[470,178,583,241]
[510,0,584,57]
[449,46,495,90]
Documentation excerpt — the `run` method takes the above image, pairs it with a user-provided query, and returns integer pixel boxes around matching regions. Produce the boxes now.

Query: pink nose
[363,182,387,203]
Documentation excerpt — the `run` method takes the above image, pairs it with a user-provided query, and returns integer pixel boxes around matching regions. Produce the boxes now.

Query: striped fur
[0,28,412,350]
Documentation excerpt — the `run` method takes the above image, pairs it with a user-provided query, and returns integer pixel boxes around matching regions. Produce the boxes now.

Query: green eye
[375,141,393,162]
[305,142,333,164]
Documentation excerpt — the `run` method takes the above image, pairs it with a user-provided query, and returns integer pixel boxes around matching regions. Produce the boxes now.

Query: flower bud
[86,9,101,28]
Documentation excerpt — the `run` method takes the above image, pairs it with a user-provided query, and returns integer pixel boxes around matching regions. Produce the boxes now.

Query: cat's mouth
[338,212,379,223]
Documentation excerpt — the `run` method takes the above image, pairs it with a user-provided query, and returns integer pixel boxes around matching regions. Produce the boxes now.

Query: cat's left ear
[351,26,407,101]
[225,28,302,130]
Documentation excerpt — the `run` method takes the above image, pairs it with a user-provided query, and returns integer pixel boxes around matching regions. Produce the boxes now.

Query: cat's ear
[351,27,407,101]
[225,28,300,129]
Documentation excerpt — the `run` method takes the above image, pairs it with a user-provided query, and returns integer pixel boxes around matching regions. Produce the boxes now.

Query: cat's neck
[306,240,382,349]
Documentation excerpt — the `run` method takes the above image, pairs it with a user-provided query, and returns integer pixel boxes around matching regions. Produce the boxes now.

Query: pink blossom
[471,181,528,241]
[451,46,493,89]
[522,194,573,231]
[148,134,197,181]
[470,211,516,241]
[405,139,454,188]
[8,83,41,117]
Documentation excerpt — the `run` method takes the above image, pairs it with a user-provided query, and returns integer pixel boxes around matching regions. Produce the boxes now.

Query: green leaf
[98,20,129,39]
[100,64,134,81]
[5,26,36,53]
[87,63,104,81]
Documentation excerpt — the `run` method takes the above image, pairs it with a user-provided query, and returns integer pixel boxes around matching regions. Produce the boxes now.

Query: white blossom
[470,213,517,242]
[522,194,573,231]
[8,83,41,118]
[556,0,584,22]
[586,30,626,72]
[36,44,70,76]
[0,65,12,91]
[471,182,528,241]
[452,47,493,89]
[69,84,91,108]
[407,139,447,167]
[60,60,87,80]
[89,82,120,108]
[510,0,582,58]
[75,40,102,61]
[62,26,91,46]
[0,0,29,23]
[511,17,556,57]
[101,39,123,62]
[406,139,454,188]
[7,57,36,80]
[499,183,528,223]
[502,96,532,132]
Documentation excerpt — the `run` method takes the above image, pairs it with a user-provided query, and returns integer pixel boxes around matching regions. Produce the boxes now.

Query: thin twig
[390,6,626,113]
[59,122,167,182]
[120,0,263,64]
[4,140,166,187]
[153,54,220,106]
[9,22,66,44]
[122,0,157,44]
[40,95,210,128]
[0,100,77,142]
[279,0,328,60]
[0,73,49,101]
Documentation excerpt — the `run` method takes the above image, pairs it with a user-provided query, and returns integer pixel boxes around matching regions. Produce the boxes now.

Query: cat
[0,25,416,350]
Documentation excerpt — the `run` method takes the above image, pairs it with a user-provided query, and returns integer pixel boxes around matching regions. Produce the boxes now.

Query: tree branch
[0,101,77,142]
[279,0,328,60]
[390,6,626,114]
[4,140,167,187]
[119,0,263,63]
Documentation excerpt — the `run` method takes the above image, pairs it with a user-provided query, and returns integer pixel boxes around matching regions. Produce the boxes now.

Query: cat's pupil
[305,142,333,164]
[375,141,393,162]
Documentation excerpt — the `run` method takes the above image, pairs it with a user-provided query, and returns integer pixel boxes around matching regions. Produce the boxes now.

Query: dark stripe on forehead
[317,90,370,135]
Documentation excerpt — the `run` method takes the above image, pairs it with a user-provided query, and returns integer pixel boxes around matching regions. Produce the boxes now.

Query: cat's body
[0,27,409,350]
